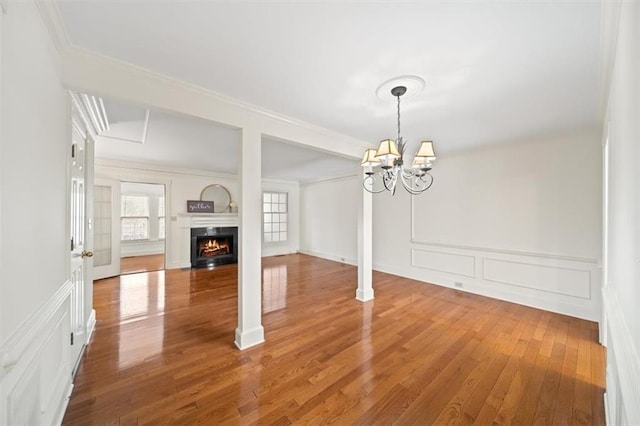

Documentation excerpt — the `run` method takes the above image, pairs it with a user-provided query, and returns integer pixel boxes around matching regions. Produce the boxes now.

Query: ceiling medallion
[375,75,426,102]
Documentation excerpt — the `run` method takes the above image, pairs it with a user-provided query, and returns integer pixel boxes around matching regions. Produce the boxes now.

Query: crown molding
[95,158,238,180]
[597,0,622,123]
[300,173,359,186]
[95,158,300,186]
[34,0,71,54]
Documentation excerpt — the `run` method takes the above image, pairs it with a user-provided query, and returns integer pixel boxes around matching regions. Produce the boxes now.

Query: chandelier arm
[399,169,434,195]
[383,170,398,192]
[362,174,389,194]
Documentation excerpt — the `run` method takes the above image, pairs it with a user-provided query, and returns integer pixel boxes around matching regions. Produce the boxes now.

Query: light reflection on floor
[263,264,287,313]
[117,272,166,368]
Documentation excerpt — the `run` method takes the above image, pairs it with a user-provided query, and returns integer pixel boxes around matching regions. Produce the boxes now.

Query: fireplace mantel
[178,213,239,228]
[173,213,239,269]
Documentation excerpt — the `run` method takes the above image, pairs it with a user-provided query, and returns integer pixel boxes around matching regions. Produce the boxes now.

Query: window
[121,195,149,240]
[263,192,287,242]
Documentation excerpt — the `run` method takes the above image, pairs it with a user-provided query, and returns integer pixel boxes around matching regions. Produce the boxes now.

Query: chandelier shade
[361,149,380,168]
[416,141,436,159]
[361,83,437,195]
[374,139,401,161]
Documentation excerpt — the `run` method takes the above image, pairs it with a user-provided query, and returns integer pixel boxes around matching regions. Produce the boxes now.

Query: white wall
[0,2,75,424]
[300,128,602,321]
[602,1,640,424]
[300,175,360,264]
[95,159,300,267]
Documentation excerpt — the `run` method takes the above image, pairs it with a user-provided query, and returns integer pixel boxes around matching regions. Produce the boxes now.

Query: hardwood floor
[64,254,605,425]
[120,254,165,275]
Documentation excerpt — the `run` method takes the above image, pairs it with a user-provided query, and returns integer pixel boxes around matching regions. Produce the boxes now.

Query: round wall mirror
[200,184,232,213]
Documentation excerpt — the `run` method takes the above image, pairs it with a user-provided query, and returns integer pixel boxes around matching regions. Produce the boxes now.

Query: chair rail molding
[0,279,75,425]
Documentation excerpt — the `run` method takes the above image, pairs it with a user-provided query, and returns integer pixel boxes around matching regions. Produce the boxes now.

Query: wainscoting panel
[483,257,591,299]
[378,241,601,321]
[411,248,476,278]
[0,281,74,426]
[603,286,639,425]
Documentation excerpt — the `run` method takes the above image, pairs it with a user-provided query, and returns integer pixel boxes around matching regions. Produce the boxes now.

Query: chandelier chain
[396,94,401,144]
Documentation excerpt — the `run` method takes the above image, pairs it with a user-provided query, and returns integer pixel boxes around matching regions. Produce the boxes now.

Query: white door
[69,109,93,371]
[93,178,121,279]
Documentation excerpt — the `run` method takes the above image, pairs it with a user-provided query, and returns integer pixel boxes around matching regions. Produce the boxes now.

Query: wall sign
[187,200,214,213]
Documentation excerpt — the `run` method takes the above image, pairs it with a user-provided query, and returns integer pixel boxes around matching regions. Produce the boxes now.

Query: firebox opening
[198,236,232,258]
[190,226,238,268]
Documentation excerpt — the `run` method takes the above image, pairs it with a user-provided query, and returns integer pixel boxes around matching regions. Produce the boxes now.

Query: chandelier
[361,85,436,195]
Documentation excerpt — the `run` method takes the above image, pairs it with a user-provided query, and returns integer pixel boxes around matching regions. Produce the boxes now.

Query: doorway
[119,182,166,274]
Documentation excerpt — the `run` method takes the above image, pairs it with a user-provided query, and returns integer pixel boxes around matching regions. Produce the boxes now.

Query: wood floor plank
[62,254,606,425]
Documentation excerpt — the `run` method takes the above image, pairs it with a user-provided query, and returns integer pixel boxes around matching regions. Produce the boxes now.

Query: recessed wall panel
[483,258,591,299]
[411,248,476,278]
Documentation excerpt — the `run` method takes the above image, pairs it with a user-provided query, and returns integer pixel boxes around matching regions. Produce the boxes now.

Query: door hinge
[70,332,74,345]
[71,237,74,251]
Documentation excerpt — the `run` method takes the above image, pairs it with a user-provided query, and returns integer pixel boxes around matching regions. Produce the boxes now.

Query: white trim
[597,0,622,121]
[61,46,368,159]
[410,239,599,266]
[36,0,370,158]
[356,288,374,302]
[603,286,640,425]
[300,173,359,186]
[86,309,96,343]
[0,281,74,425]
[372,259,601,322]
[34,0,71,54]
[298,249,357,266]
[97,158,240,180]
[52,383,73,426]
[234,326,265,350]
[0,280,73,378]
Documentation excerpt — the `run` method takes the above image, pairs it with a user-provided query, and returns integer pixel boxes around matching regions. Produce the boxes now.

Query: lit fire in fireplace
[198,238,231,258]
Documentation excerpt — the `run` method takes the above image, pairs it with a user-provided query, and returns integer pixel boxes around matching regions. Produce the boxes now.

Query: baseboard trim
[356,288,374,302]
[298,249,356,266]
[602,286,640,425]
[86,309,96,343]
[52,382,73,426]
[234,326,265,350]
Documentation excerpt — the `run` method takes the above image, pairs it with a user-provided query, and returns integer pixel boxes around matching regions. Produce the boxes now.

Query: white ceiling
[60,1,603,179]
[95,98,358,181]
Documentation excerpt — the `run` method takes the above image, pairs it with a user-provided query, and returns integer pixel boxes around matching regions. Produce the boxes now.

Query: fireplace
[190,227,238,268]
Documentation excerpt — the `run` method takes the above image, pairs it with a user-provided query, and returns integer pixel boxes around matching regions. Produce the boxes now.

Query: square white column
[235,127,265,349]
[357,177,374,301]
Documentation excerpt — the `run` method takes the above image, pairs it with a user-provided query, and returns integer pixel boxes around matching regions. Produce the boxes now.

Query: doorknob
[81,251,94,258]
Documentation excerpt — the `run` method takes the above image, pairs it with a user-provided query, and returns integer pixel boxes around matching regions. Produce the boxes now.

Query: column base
[234,326,265,350]
[356,288,375,302]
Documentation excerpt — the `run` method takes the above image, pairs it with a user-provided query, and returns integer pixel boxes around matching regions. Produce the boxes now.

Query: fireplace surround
[190,226,238,268]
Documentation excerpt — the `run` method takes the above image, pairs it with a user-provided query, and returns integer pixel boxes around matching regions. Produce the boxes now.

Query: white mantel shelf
[178,213,239,228]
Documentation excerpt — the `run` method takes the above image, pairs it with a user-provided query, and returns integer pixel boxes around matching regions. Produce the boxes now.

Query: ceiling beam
[60,47,368,160]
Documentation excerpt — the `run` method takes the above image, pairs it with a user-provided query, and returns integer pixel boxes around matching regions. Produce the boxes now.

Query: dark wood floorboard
[63,254,605,425]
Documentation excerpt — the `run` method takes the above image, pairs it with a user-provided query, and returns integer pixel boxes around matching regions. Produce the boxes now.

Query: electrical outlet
[454,282,464,288]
